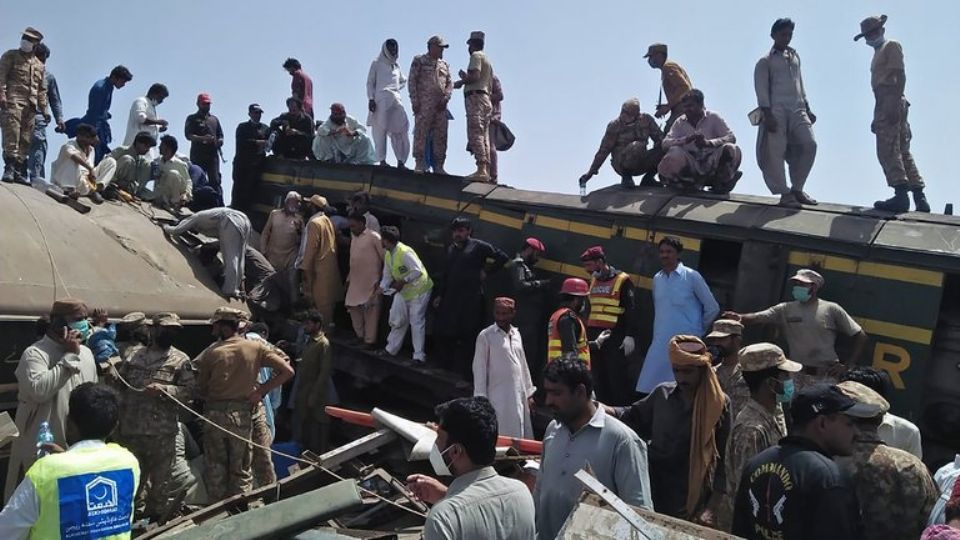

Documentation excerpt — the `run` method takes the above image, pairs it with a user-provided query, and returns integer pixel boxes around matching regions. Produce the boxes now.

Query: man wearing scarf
[610,335,730,523]
[313,103,376,164]
[367,39,410,168]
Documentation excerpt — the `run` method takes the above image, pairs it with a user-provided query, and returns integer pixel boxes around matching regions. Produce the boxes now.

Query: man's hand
[594,329,612,348]
[655,104,671,118]
[691,133,708,148]
[246,386,264,404]
[91,308,108,326]
[457,69,467,80]
[453,80,464,90]
[43,112,51,123]
[620,336,635,356]
[579,172,594,186]
[764,113,779,133]
[158,119,169,127]
[721,311,742,322]
[144,383,164,397]
[62,328,82,354]
[406,474,448,505]
[390,279,405,291]
[55,120,65,133]
[432,297,442,309]
[41,442,66,454]
[528,396,536,413]
[368,99,377,113]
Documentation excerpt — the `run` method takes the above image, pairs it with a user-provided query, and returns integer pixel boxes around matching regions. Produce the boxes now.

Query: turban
[50,298,88,319]
[494,297,516,309]
[669,335,725,517]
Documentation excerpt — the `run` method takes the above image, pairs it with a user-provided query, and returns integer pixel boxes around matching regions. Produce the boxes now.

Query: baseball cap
[790,384,884,425]
[739,343,802,373]
[248,103,264,113]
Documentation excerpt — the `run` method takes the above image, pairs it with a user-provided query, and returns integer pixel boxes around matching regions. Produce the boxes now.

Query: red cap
[560,278,590,296]
[580,246,605,261]
[525,237,546,253]
[197,93,212,104]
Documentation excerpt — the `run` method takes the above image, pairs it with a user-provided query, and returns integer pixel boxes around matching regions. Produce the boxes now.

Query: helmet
[560,278,590,296]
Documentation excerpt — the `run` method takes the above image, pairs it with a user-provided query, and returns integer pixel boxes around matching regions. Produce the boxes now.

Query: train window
[923,273,960,469]
[697,239,743,311]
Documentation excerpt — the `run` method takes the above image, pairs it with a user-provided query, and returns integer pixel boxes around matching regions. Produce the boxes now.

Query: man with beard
[579,98,664,189]
[508,237,549,378]
[312,103,376,164]
[269,97,314,160]
[231,103,269,212]
[345,210,384,349]
[184,93,224,189]
[535,358,651,540]
[116,312,196,524]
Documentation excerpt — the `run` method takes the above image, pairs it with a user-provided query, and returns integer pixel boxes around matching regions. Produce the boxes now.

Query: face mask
[429,443,456,476]
[865,37,885,49]
[19,40,34,53]
[68,320,92,341]
[154,330,176,349]
[708,345,725,363]
[773,378,795,403]
[791,285,811,303]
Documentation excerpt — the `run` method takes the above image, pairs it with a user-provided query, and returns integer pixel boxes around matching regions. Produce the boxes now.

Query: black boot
[14,160,31,185]
[639,172,660,187]
[1,157,14,183]
[912,188,931,213]
[874,186,910,213]
[620,175,636,188]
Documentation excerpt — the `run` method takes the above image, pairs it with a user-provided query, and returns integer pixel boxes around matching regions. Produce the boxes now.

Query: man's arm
[0,52,13,104]
[692,270,720,333]
[754,57,771,109]
[619,278,642,337]
[832,303,866,366]
[165,213,201,236]
[611,393,655,439]
[407,57,420,112]
[48,75,64,125]
[37,64,48,116]
[480,240,509,274]
[557,312,580,355]
[0,476,39,540]
[705,114,736,147]
[253,346,294,401]
[472,331,490,398]
[16,348,80,403]
[260,212,275,253]
[723,303,782,327]
[586,123,617,176]
[307,340,333,411]
[613,436,653,510]
[511,260,547,293]
[662,64,691,109]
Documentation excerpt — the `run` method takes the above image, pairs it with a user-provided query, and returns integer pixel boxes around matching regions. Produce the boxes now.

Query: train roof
[0,184,244,323]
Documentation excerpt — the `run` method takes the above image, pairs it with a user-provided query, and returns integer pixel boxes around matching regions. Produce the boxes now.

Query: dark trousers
[231,158,262,212]
[589,331,636,406]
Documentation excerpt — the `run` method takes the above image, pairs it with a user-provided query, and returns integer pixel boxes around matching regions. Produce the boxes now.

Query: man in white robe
[473,297,536,439]
[162,207,252,298]
[313,103,376,165]
[366,39,410,168]
[4,299,98,500]
[123,83,169,160]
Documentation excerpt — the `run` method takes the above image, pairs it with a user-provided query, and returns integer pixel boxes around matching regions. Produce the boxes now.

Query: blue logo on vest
[57,469,134,539]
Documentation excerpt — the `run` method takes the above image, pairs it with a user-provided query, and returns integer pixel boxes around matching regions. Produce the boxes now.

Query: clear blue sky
[4,1,957,211]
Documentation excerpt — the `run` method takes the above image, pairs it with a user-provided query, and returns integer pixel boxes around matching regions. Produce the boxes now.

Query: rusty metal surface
[0,183,244,322]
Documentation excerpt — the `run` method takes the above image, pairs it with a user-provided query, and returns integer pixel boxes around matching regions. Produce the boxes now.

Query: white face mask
[429,443,456,476]
[865,36,885,49]
[19,40,34,53]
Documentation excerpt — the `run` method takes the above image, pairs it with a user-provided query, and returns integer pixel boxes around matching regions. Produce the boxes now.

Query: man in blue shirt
[65,65,132,163]
[637,236,719,394]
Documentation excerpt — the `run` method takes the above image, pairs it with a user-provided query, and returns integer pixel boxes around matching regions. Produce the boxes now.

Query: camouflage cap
[153,312,183,328]
[120,312,147,326]
[428,35,449,48]
[739,343,803,373]
[643,43,668,58]
[706,319,743,339]
[209,306,248,323]
[789,268,824,288]
[837,381,890,415]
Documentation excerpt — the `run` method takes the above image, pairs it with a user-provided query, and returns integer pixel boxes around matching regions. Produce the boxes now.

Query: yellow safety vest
[547,308,591,368]
[587,272,630,329]
[25,443,140,540]
[385,242,433,301]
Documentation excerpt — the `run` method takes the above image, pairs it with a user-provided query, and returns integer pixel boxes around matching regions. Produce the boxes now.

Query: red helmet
[560,278,590,296]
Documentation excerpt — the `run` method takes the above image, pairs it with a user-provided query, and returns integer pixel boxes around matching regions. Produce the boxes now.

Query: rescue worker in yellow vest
[580,246,641,406]
[547,278,592,367]
[0,383,140,539]
[379,226,433,362]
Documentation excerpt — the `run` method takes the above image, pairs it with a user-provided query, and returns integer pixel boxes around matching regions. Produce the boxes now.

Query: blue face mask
[791,285,811,303]
[775,378,795,403]
[67,319,92,341]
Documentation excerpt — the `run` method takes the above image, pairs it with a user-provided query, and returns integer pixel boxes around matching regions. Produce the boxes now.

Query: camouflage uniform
[838,430,937,539]
[0,40,47,175]
[715,362,750,422]
[874,96,922,188]
[465,92,492,167]
[203,400,256,501]
[408,51,452,171]
[718,398,787,531]
[117,344,196,522]
[251,402,276,487]
[587,112,664,179]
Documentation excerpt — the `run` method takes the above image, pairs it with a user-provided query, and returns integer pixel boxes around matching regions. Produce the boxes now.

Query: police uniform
[0,27,47,182]
[409,36,453,172]
[117,313,196,522]
[836,381,938,540]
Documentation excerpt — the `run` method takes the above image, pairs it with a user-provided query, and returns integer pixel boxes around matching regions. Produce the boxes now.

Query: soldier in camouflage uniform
[855,15,928,213]
[579,98,664,189]
[194,307,293,501]
[0,27,47,183]
[837,380,938,539]
[409,35,453,174]
[454,31,495,182]
[717,343,800,531]
[706,319,750,421]
[117,312,196,523]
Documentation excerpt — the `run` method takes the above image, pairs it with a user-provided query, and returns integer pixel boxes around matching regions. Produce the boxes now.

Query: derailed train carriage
[250,157,960,467]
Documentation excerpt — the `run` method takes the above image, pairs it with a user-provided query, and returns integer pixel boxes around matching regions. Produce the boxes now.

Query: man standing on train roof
[855,14,929,213]
[26,42,65,187]
[723,268,869,388]
[122,83,169,161]
[0,26,47,184]
[508,237,550,379]
[637,236,719,395]
[579,98,664,189]
[64,65,133,164]
[580,245,641,406]
[185,92,224,190]
[433,217,509,378]
[283,57,314,119]
[754,18,819,208]
[454,31,495,182]
[232,103,269,213]
[409,35,453,174]
[645,43,692,134]
[379,225,433,363]
[367,39,410,168]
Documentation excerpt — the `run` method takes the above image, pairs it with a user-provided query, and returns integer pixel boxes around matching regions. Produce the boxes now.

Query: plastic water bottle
[579,183,587,196]
[36,421,54,458]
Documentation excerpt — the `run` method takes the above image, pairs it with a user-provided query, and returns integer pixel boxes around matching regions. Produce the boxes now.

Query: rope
[2,183,72,300]
[110,368,427,519]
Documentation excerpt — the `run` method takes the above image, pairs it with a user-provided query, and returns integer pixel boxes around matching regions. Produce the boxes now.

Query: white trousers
[372,104,410,163]
[385,291,429,360]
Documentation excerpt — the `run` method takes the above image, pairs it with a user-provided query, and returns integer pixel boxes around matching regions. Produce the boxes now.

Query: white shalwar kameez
[473,323,536,439]
[165,208,252,297]
[366,43,410,164]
